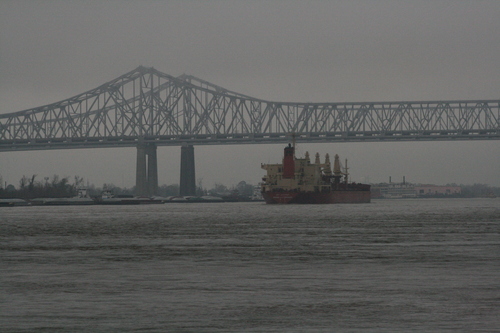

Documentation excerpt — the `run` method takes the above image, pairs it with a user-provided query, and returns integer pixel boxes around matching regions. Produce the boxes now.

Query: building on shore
[414,185,461,197]
[370,182,417,199]
[371,180,461,199]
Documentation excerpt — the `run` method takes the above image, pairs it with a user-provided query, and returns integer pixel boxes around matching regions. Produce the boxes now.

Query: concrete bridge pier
[136,143,158,196]
[180,144,196,196]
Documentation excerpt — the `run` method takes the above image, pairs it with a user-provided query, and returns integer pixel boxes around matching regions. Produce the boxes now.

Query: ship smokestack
[283,143,295,178]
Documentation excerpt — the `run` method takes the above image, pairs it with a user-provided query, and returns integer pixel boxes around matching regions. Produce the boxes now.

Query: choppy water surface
[1,199,499,332]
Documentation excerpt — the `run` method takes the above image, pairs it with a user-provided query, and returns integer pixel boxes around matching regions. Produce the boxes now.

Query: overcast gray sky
[1,0,499,189]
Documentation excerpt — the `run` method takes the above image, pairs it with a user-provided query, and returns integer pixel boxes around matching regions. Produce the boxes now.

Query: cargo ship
[261,144,370,204]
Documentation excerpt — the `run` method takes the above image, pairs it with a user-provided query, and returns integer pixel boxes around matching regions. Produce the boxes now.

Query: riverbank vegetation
[0,174,257,200]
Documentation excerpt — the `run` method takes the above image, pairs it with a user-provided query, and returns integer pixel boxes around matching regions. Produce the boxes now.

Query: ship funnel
[283,143,295,178]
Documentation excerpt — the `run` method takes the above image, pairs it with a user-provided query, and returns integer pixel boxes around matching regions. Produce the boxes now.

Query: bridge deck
[1,66,498,152]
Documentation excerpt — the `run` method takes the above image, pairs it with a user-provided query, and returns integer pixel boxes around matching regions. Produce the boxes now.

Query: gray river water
[1,198,499,332]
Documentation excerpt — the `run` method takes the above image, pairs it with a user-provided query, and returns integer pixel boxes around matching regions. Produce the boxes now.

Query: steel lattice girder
[0,66,499,151]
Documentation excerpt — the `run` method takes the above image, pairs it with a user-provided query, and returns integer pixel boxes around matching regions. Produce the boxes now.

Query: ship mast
[344,158,349,184]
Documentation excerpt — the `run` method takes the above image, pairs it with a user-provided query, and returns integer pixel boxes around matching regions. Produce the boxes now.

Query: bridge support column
[179,144,196,196]
[136,143,158,196]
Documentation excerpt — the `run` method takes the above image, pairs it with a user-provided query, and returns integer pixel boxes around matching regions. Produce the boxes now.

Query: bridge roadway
[1,66,499,195]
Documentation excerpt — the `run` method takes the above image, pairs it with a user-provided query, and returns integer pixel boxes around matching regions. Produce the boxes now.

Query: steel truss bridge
[1,66,499,195]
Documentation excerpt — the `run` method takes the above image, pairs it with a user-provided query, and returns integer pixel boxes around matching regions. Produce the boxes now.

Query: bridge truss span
[1,66,499,152]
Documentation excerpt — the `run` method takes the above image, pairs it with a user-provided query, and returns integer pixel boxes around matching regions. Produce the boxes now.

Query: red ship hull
[262,190,371,204]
